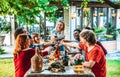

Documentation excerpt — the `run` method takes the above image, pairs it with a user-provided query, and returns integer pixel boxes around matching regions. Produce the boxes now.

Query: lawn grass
[0,59,14,77]
[107,60,120,77]
[0,59,120,77]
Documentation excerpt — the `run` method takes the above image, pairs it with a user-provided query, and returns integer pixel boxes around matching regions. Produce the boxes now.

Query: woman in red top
[61,30,106,77]
[13,34,54,77]
[13,34,35,77]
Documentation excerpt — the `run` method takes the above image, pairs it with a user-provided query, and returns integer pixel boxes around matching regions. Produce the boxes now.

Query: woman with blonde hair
[51,21,66,51]
[55,21,65,33]
[51,21,65,40]
[13,34,35,77]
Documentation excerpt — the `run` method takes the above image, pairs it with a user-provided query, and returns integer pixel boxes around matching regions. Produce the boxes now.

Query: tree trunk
[10,14,15,46]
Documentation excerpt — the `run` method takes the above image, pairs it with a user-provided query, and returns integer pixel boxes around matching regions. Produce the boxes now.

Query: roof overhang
[69,0,120,9]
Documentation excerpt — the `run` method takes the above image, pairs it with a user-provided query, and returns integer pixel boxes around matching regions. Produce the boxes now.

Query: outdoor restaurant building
[63,0,120,51]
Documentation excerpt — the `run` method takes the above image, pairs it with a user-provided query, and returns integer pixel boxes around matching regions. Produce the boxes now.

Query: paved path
[106,51,120,60]
[0,46,120,60]
[0,46,13,59]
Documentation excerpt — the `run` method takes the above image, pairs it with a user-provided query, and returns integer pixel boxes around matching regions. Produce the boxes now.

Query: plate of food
[73,65,84,73]
[48,61,65,72]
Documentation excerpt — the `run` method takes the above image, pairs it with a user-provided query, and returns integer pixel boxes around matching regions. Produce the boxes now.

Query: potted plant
[104,23,120,40]
[72,54,84,73]
[72,54,84,65]
[0,47,4,54]
[93,27,106,41]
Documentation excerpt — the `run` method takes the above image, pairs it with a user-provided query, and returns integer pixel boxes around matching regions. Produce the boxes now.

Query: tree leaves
[0,0,69,25]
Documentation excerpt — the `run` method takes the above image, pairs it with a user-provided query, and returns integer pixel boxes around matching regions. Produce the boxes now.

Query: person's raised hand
[60,39,65,45]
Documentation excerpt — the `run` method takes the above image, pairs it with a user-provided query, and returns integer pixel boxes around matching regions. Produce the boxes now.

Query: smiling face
[73,31,80,41]
[80,36,87,45]
[32,33,40,44]
[80,30,96,46]
[56,21,65,32]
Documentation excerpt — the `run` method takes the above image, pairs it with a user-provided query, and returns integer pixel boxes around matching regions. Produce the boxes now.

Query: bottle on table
[31,47,43,73]
[62,50,69,66]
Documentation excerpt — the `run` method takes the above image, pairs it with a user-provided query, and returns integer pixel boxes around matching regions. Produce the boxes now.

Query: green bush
[0,47,4,54]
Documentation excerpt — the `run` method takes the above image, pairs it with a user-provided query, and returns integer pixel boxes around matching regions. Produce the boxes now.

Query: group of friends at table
[13,20,107,77]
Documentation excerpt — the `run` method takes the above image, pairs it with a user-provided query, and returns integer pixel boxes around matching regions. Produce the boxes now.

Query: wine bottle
[62,50,69,66]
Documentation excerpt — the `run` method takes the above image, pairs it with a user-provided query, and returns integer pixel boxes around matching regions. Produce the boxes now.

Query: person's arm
[63,39,74,42]
[64,45,71,53]
[50,29,57,40]
[41,51,49,56]
[82,60,96,68]
[60,40,80,49]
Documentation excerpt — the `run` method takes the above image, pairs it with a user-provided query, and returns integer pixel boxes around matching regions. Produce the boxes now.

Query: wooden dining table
[24,64,95,77]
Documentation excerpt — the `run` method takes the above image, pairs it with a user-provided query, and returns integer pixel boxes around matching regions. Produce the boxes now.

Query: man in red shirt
[61,30,106,77]
[79,43,106,77]
[84,27,107,55]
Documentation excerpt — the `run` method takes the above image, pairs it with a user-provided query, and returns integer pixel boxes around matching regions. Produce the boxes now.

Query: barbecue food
[48,61,65,72]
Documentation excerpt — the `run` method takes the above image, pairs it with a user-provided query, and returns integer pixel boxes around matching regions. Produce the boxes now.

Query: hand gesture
[60,39,65,45]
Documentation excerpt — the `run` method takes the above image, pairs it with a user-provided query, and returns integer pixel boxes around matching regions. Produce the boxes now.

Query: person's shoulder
[94,44,101,49]
[94,44,104,53]
[30,48,35,51]
[25,48,35,51]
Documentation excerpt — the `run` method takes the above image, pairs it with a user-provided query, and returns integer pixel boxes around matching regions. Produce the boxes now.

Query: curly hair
[13,34,30,56]
[80,30,96,45]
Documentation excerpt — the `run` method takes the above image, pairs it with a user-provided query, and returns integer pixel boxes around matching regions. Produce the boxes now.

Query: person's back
[13,34,35,77]
[96,41,107,55]
[81,44,106,77]
[14,49,35,77]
